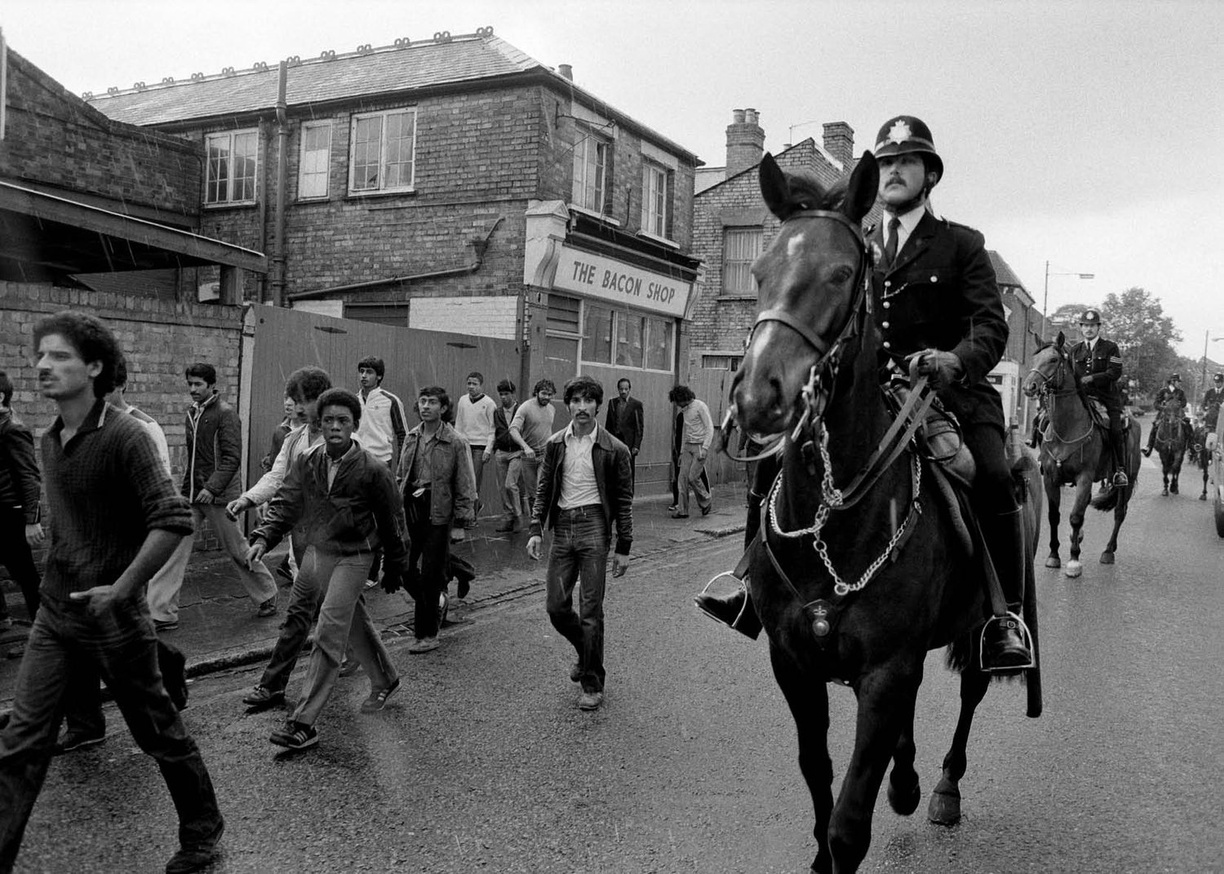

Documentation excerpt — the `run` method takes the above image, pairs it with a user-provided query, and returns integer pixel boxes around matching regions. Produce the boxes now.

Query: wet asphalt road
[13,455,1224,873]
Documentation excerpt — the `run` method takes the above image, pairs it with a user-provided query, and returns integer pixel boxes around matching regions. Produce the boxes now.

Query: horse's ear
[1030,328,1044,350]
[760,153,790,219]
[843,151,879,224]
[1056,330,1066,347]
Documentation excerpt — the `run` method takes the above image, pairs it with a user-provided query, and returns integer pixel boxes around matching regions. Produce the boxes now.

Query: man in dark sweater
[0,312,223,874]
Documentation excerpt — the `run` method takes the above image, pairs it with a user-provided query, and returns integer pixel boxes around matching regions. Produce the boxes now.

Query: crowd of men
[0,310,724,873]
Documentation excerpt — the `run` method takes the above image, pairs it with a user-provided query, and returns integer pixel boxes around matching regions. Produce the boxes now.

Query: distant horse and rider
[696,119,1041,874]
[1021,333,1140,576]
[1143,374,1194,496]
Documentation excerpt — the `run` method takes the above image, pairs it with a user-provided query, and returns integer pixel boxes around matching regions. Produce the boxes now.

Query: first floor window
[572,131,609,213]
[641,163,668,238]
[299,122,332,199]
[723,227,763,295]
[205,129,258,205]
[350,108,417,194]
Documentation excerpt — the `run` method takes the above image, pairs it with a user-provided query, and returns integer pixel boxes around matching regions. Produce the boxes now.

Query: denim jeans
[0,594,222,870]
[678,445,711,515]
[495,450,530,520]
[148,503,278,622]
[291,549,397,726]
[544,506,609,694]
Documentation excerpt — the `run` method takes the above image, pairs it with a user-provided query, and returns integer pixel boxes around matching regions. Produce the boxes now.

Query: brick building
[0,43,266,550]
[86,29,702,489]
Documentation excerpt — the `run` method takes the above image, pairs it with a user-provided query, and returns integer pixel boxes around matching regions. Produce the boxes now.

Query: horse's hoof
[1100,552,1115,565]
[1162,488,1169,496]
[1045,556,1061,569]
[888,774,922,816]
[1201,493,1208,501]
[927,786,962,826]
[1171,483,1179,494]
[1065,560,1083,578]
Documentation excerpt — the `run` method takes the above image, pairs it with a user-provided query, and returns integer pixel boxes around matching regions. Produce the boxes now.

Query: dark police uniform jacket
[1070,338,1123,413]
[869,210,1008,434]
[1203,386,1224,428]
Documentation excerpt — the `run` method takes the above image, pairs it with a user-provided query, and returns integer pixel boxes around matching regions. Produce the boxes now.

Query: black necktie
[884,217,901,269]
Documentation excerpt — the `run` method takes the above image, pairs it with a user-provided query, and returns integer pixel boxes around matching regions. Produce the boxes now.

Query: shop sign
[553,244,691,318]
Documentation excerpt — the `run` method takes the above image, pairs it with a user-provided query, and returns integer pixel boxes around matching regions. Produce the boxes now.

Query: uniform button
[884,280,892,289]
[930,275,937,282]
[883,341,891,349]
[882,321,890,329]
[883,301,891,309]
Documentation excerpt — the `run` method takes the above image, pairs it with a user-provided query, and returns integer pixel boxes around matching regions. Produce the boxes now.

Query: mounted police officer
[698,115,1031,671]
[1203,372,1224,432]
[1070,309,1129,486]
[1143,373,1189,457]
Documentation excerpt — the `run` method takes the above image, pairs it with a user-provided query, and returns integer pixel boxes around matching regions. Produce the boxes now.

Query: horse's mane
[774,167,850,219]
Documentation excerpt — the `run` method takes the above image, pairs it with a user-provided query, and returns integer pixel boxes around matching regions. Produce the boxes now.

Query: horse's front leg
[1203,464,1210,500]
[829,661,922,874]
[1044,481,1062,568]
[1064,478,1091,578]
[928,666,991,824]
[770,643,834,874]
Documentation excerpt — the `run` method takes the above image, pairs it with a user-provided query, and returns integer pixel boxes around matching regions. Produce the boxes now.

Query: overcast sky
[6,0,1222,361]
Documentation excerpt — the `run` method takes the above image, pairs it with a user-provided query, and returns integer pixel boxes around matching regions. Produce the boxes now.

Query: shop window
[572,131,610,213]
[723,227,763,296]
[583,304,614,364]
[617,313,645,368]
[644,315,673,371]
[205,129,258,205]
[298,122,332,199]
[349,108,417,194]
[641,162,669,238]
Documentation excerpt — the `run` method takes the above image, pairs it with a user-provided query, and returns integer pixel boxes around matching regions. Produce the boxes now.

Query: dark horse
[728,152,1041,874]
[1021,335,1140,576]
[1153,400,1189,495]
[1190,422,1211,500]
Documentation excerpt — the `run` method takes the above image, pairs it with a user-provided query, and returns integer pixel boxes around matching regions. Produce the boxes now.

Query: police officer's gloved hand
[909,349,964,391]
[381,568,405,595]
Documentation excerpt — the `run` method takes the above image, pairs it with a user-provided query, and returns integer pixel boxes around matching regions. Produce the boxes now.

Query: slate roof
[86,32,544,126]
[989,250,1024,289]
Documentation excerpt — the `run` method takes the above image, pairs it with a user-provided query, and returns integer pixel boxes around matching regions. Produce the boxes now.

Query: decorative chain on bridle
[1027,351,1094,446]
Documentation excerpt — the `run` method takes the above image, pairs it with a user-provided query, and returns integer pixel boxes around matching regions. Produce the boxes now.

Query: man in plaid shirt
[0,312,224,874]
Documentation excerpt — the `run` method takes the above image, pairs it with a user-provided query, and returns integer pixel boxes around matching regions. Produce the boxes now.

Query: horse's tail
[1091,484,1121,512]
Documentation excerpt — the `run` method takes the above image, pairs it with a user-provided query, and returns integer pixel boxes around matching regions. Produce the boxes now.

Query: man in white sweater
[454,371,497,518]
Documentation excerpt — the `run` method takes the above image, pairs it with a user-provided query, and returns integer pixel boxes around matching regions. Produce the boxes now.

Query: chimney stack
[558,64,573,81]
[822,121,854,167]
[726,108,765,178]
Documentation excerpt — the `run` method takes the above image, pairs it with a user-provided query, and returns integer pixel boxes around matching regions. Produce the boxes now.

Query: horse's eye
[831,266,853,284]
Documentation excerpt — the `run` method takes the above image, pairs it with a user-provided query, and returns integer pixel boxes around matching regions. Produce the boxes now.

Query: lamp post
[1041,260,1096,339]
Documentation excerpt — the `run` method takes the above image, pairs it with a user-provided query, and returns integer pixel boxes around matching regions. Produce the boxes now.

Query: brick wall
[1,50,201,219]
[0,282,245,559]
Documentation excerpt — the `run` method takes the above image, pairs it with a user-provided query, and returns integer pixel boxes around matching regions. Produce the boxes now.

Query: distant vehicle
[1213,414,1224,537]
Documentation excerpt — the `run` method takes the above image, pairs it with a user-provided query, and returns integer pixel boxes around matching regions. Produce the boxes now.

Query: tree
[1099,287,1181,396]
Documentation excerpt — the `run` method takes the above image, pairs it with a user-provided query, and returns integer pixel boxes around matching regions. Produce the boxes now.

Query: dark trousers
[964,422,1023,607]
[544,506,609,694]
[407,516,451,640]
[0,509,40,621]
[0,595,222,869]
[61,637,186,738]
[260,537,320,693]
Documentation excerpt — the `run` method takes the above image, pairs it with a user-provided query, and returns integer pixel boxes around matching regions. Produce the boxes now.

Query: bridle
[1027,346,1094,446]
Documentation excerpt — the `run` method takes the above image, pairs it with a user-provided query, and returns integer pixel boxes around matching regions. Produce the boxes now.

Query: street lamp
[1041,260,1095,339]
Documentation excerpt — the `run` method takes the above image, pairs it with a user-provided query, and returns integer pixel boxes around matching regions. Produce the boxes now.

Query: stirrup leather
[978,610,1035,673]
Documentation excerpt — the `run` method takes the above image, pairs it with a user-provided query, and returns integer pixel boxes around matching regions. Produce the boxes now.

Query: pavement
[0,491,747,707]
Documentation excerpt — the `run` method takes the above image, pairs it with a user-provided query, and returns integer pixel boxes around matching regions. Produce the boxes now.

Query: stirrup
[1112,471,1129,487]
[978,611,1035,673]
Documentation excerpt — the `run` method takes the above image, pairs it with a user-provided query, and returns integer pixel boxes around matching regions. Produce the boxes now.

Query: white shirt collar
[883,203,929,249]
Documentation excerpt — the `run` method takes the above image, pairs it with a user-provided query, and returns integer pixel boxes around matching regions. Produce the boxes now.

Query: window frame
[641,161,669,240]
[297,120,333,200]
[721,226,764,298]
[204,128,259,206]
[571,128,611,214]
[566,294,673,374]
[347,107,418,196]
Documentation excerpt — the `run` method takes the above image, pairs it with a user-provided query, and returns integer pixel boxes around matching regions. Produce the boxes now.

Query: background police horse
[727,152,1041,874]
[1022,334,1141,577]
[1153,399,1189,495]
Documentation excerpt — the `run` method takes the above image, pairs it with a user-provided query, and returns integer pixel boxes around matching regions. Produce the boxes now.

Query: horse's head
[1022,331,1074,399]
[730,152,879,435]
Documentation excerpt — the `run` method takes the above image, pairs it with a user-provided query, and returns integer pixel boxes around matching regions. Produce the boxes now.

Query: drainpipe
[271,61,289,306]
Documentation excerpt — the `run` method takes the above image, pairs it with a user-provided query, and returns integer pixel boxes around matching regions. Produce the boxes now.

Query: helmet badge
[887,119,913,145]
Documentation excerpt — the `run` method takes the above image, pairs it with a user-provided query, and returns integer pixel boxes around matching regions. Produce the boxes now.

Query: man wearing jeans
[527,376,633,712]
[245,388,407,751]
[148,363,278,629]
[0,371,43,633]
[0,312,223,874]
[670,385,713,518]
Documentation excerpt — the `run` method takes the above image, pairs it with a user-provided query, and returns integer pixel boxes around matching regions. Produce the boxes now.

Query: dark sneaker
[154,619,180,632]
[53,729,106,755]
[256,598,278,618]
[242,685,285,709]
[360,678,401,713]
[701,503,714,516]
[164,818,225,874]
[338,658,361,678]
[577,690,604,711]
[270,720,318,750]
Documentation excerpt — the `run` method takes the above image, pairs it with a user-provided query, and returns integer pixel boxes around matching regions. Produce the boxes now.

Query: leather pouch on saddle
[886,381,975,487]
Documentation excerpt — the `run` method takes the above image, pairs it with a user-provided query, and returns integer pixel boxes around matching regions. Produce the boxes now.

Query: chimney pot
[732,108,745,124]
[745,108,758,125]
[558,64,573,81]
[726,107,765,179]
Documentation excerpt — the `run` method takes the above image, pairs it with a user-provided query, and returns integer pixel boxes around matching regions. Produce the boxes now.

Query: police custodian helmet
[1079,309,1101,324]
[874,116,943,182]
